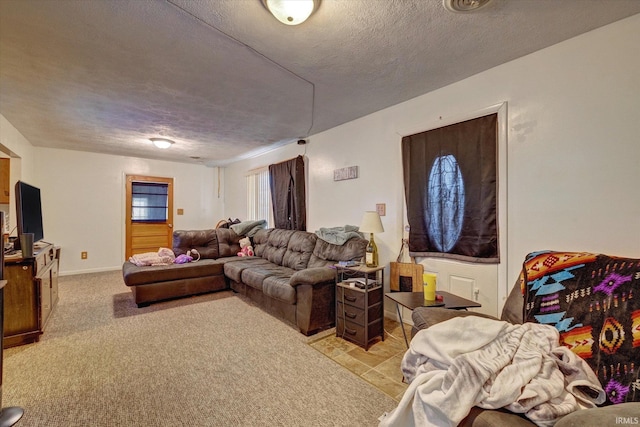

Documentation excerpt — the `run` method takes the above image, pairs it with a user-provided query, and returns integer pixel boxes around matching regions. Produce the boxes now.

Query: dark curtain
[269,155,306,231]
[402,113,498,263]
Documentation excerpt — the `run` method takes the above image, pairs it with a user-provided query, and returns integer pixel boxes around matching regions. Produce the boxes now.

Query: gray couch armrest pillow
[308,237,367,267]
[500,275,525,324]
[290,267,336,287]
[554,403,640,427]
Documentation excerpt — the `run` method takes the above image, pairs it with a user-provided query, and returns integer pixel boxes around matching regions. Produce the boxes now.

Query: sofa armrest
[290,267,336,287]
[554,403,640,427]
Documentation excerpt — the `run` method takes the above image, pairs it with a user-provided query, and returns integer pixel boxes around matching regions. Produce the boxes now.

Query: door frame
[397,102,508,316]
[125,174,174,260]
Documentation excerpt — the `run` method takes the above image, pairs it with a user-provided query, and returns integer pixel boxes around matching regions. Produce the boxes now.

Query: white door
[417,258,498,316]
[406,103,509,318]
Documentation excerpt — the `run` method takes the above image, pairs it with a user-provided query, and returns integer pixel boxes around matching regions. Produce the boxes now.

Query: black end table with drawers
[335,264,385,351]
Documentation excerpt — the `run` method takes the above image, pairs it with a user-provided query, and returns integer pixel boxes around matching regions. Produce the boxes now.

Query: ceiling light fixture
[262,0,319,26]
[443,0,492,13]
[150,138,175,149]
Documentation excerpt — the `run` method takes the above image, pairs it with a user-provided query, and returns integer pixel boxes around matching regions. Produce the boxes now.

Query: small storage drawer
[337,301,382,327]
[336,284,382,308]
[336,317,364,343]
[336,317,383,347]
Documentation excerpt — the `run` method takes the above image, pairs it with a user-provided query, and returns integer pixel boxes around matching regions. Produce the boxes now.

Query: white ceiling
[1,0,639,167]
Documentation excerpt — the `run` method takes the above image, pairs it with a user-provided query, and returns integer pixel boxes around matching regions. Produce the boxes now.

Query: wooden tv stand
[3,242,60,348]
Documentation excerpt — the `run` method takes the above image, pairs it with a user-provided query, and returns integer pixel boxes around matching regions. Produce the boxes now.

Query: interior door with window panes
[125,175,174,260]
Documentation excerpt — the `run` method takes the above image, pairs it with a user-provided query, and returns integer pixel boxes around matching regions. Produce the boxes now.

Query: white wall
[33,148,223,274]
[0,123,224,275]
[224,14,640,315]
[1,114,37,233]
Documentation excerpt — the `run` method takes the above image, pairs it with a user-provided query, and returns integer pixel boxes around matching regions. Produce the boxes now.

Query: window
[131,182,169,222]
[427,154,465,253]
[268,155,306,231]
[246,167,272,227]
[402,113,498,263]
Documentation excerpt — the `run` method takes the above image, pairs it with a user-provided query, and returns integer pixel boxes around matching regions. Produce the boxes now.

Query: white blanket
[128,247,175,266]
[378,317,604,427]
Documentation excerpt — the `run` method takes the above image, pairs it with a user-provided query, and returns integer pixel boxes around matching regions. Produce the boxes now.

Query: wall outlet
[81,251,88,259]
[376,203,386,216]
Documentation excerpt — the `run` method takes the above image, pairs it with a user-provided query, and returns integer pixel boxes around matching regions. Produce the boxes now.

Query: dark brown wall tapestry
[269,155,306,231]
[402,113,498,263]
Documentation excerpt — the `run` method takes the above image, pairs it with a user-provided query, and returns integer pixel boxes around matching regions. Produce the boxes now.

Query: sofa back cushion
[523,250,640,405]
[215,228,242,257]
[282,231,316,270]
[172,229,219,259]
[252,228,272,257]
[258,229,296,266]
[308,236,368,268]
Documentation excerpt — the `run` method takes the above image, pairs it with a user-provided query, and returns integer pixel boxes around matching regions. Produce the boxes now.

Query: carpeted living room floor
[3,271,400,426]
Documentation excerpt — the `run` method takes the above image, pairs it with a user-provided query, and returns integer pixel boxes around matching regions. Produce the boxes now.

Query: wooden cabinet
[335,265,384,351]
[3,243,59,348]
[0,158,9,204]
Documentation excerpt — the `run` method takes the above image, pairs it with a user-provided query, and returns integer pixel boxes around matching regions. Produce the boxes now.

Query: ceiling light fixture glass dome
[262,0,318,26]
[149,138,175,149]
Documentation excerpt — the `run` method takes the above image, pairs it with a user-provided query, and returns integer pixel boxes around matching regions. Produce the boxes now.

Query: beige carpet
[3,271,397,426]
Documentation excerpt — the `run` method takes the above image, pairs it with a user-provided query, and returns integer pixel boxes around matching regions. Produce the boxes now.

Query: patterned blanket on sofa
[523,251,640,405]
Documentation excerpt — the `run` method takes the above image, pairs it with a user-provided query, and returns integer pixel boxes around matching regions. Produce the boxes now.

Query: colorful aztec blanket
[523,251,640,405]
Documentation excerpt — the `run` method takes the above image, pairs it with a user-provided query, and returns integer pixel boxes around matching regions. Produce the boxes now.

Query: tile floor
[309,316,412,401]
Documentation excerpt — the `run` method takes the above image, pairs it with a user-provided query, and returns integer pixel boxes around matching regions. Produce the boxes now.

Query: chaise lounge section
[122,227,367,335]
[122,228,242,307]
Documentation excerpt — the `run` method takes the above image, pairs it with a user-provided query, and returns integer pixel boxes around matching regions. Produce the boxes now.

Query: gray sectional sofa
[122,227,367,335]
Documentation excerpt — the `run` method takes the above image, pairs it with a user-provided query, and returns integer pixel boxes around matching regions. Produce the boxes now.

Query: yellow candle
[423,273,437,301]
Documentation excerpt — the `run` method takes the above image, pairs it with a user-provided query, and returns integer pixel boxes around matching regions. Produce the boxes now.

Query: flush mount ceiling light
[149,138,175,149]
[443,0,492,13]
[262,0,320,26]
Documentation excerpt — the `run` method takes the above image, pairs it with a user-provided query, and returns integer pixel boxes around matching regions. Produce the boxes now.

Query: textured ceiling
[1,0,639,166]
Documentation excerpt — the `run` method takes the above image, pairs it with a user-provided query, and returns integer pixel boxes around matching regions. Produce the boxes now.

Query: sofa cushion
[172,229,219,259]
[308,236,368,268]
[263,275,296,304]
[282,231,316,270]
[241,264,295,291]
[260,229,296,266]
[252,228,272,257]
[523,250,640,405]
[223,258,271,283]
[216,228,242,257]
[122,259,224,286]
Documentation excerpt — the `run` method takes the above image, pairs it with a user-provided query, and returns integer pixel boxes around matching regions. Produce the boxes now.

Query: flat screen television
[15,181,44,243]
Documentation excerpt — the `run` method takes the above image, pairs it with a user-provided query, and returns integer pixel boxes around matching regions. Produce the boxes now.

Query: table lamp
[360,211,384,267]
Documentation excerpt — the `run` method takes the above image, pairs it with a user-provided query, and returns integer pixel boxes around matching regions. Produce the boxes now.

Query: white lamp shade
[359,211,384,234]
[265,0,316,25]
